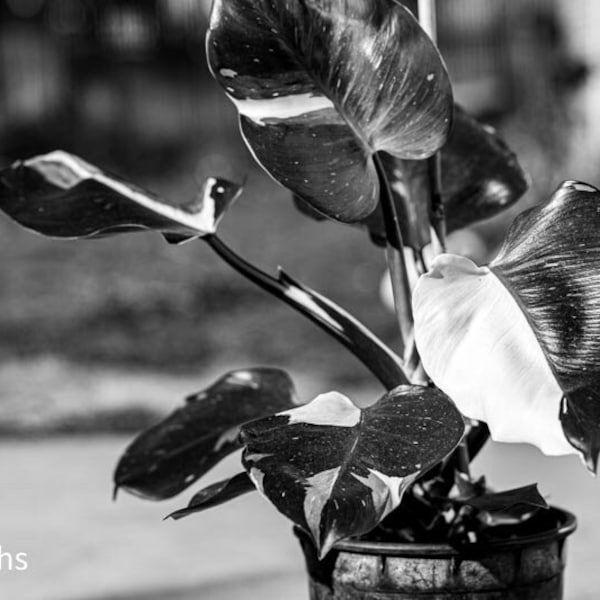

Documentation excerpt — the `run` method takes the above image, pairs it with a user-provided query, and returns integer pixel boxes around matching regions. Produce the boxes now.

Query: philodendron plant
[0,0,596,562]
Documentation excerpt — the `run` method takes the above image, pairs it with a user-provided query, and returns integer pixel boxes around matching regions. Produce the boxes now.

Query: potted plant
[0,1,591,598]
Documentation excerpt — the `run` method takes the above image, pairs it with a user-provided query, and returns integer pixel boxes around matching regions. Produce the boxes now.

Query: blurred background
[0,0,600,598]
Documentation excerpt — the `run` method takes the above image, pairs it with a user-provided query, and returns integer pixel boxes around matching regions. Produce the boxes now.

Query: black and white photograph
[0,1,599,598]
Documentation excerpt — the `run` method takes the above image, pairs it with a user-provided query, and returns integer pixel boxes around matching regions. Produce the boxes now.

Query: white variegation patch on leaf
[240,386,465,557]
[0,151,241,243]
[114,368,299,500]
[207,0,452,223]
[413,181,600,470]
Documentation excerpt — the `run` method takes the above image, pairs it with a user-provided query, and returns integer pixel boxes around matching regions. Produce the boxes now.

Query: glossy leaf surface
[441,107,528,231]
[294,107,528,249]
[114,368,298,500]
[414,181,600,470]
[492,181,600,470]
[241,386,465,557]
[167,472,256,520]
[0,151,241,243]
[208,0,452,222]
[369,107,529,248]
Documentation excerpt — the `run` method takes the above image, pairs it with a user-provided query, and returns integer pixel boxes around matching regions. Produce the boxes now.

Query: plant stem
[428,153,447,253]
[204,234,409,388]
[419,0,489,482]
[373,153,413,357]
[417,0,446,254]
[418,0,437,40]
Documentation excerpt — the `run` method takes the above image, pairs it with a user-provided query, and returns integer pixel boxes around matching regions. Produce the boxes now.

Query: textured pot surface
[303,507,576,600]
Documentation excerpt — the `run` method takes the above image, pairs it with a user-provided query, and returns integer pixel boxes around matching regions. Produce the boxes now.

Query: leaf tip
[317,531,339,561]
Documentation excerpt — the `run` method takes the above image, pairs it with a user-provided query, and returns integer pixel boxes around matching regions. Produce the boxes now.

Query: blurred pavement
[0,437,598,599]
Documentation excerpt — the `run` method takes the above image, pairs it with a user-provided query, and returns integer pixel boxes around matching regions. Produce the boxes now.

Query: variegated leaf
[294,107,528,249]
[241,386,465,557]
[413,181,600,470]
[167,472,256,520]
[114,368,298,500]
[0,151,241,244]
[208,0,452,223]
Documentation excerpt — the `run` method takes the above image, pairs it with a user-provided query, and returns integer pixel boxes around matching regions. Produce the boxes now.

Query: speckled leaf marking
[493,181,600,471]
[114,368,299,500]
[240,386,465,557]
[0,151,241,242]
[207,0,452,222]
[414,181,600,471]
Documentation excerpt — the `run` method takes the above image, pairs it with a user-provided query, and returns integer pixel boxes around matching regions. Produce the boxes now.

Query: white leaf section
[303,467,341,544]
[282,284,343,332]
[280,392,360,427]
[24,151,220,235]
[248,466,266,493]
[229,93,335,126]
[413,253,575,456]
[213,427,240,452]
[351,469,408,516]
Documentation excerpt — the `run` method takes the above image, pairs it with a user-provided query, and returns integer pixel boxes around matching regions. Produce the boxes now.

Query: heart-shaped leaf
[0,151,241,243]
[167,472,256,520]
[114,368,298,500]
[413,181,600,470]
[208,0,452,223]
[241,385,465,557]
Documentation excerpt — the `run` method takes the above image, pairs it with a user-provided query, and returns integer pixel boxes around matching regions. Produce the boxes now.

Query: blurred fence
[0,0,586,169]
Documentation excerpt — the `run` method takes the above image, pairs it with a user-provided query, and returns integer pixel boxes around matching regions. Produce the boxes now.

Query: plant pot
[296,507,576,600]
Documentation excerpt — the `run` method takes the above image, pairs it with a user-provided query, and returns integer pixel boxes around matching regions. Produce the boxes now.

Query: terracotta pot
[297,507,576,600]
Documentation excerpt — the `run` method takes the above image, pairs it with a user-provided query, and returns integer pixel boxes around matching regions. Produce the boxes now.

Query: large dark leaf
[241,386,465,557]
[167,472,256,520]
[413,181,600,470]
[0,151,241,243]
[208,0,452,223]
[114,368,298,500]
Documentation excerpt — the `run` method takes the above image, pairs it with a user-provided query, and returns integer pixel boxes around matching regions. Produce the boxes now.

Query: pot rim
[334,506,577,557]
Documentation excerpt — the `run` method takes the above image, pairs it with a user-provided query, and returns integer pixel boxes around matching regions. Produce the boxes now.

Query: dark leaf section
[0,151,241,242]
[294,107,528,249]
[167,472,256,520]
[208,0,452,222]
[463,484,548,517]
[240,385,465,557]
[441,107,528,232]
[561,390,600,472]
[492,181,600,470]
[372,107,528,249]
[114,368,298,500]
